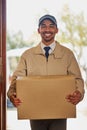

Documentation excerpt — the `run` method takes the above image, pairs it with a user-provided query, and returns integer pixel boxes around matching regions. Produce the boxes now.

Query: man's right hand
[10,93,22,107]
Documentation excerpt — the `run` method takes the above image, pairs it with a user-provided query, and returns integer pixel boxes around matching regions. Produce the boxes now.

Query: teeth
[45,34,51,36]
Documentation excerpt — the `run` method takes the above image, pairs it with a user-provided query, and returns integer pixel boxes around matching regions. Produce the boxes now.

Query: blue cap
[38,14,57,27]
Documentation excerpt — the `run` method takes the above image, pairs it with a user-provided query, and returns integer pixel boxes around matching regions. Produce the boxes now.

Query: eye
[41,24,46,28]
[49,24,55,28]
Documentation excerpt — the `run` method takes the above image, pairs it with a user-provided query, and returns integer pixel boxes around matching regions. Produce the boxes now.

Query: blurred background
[6,0,87,130]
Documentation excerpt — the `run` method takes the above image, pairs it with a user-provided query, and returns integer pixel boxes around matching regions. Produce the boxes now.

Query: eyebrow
[41,23,55,26]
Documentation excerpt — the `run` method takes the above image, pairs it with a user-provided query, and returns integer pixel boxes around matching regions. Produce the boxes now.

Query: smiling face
[38,19,58,46]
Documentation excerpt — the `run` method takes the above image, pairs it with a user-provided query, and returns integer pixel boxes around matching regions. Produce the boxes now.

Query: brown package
[16,75,76,119]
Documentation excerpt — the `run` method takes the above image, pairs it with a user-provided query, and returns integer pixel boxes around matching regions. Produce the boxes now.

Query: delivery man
[7,14,84,130]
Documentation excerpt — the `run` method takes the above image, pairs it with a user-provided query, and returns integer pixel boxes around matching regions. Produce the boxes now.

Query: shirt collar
[41,41,56,54]
[34,41,64,59]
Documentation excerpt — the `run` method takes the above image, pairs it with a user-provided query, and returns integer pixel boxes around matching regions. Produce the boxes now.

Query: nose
[45,26,50,31]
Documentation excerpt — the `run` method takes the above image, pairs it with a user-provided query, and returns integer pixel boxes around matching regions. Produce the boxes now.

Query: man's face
[38,19,58,45]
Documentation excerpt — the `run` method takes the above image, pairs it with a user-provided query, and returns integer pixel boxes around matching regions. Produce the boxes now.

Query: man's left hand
[66,90,82,105]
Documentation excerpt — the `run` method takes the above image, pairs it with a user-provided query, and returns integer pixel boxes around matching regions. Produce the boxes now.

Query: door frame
[0,0,6,130]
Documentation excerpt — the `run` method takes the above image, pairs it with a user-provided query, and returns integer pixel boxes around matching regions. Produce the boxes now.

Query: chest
[26,54,68,75]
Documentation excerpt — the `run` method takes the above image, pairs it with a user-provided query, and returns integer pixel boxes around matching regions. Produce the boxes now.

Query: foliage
[57,6,87,47]
[56,6,87,87]
[6,31,33,50]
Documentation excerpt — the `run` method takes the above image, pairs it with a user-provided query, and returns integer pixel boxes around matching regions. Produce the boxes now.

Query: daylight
[7,0,87,130]
[7,0,87,40]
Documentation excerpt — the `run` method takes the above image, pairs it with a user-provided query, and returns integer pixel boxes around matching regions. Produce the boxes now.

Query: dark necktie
[44,46,50,61]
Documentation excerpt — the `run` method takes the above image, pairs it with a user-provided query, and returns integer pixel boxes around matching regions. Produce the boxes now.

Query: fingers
[10,93,22,107]
[13,98,22,107]
[66,94,77,105]
[66,90,82,105]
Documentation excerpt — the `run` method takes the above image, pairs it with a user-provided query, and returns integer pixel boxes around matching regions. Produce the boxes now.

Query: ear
[38,28,40,33]
[56,28,58,33]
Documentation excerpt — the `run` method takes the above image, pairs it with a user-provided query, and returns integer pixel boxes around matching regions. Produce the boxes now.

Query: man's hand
[10,93,22,107]
[66,90,82,105]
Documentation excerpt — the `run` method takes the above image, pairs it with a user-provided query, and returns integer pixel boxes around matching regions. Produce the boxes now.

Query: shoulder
[21,45,38,57]
[56,41,74,55]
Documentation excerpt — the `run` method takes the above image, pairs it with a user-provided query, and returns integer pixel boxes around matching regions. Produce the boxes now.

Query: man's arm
[7,55,27,107]
[66,51,85,105]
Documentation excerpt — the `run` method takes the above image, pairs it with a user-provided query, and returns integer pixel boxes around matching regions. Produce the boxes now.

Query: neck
[42,40,55,46]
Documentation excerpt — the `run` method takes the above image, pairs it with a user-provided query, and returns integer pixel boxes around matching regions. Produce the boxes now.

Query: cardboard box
[16,75,76,119]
